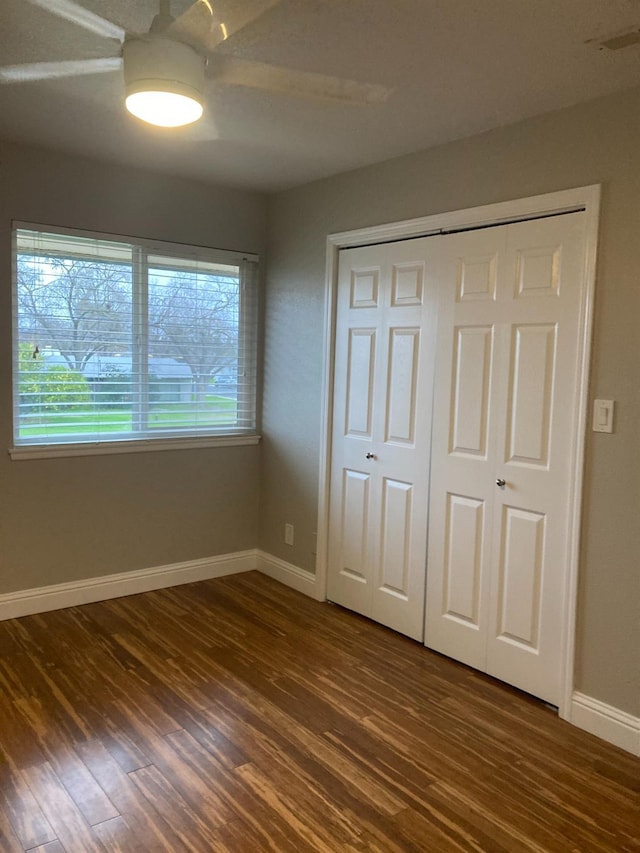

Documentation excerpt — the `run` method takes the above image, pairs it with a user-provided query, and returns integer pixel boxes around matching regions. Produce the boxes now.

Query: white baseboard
[0,549,323,622]
[256,550,322,601]
[0,550,257,622]
[570,692,640,756]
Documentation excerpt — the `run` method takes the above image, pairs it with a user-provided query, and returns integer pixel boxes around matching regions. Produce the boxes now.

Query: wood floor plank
[0,684,48,771]
[0,807,26,853]
[213,816,299,853]
[90,815,135,850]
[392,804,496,853]
[192,671,409,824]
[234,760,355,851]
[427,780,624,853]
[20,762,104,853]
[0,761,57,849]
[0,571,637,853]
[163,728,309,853]
[75,738,185,851]
[24,841,66,853]
[174,709,249,771]
[160,652,409,820]
[99,727,152,776]
[128,764,224,851]
[36,738,119,829]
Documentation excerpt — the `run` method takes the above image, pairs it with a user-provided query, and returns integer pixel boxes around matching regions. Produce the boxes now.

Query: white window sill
[9,433,261,460]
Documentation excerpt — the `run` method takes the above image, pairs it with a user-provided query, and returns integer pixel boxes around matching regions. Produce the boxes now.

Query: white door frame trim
[316,185,601,720]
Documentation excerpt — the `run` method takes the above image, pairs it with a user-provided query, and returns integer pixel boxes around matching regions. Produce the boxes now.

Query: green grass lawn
[19,398,237,438]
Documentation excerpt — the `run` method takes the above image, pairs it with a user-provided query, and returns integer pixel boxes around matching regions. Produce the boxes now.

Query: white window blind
[12,225,258,448]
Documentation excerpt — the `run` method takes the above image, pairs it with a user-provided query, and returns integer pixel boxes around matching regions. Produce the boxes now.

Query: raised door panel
[456,253,497,302]
[328,461,377,616]
[385,327,420,445]
[339,469,372,584]
[495,506,545,649]
[378,478,412,599]
[391,262,424,306]
[450,326,493,457]
[373,473,426,640]
[514,245,561,299]
[425,482,490,667]
[506,324,556,468]
[350,267,380,308]
[443,494,484,628]
[345,329,376,438]
[487,496,559,702]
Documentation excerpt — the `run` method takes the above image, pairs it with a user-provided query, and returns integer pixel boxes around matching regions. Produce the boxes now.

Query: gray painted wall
[262,86,640,716]
[0,141,267,591]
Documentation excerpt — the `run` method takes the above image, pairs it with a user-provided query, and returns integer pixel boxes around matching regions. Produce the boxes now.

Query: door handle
[496,478,506,488]
[366,452,376,460]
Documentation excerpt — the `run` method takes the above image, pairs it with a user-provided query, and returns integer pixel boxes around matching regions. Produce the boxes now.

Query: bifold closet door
[326,238,438,641]
[425,212,586,705]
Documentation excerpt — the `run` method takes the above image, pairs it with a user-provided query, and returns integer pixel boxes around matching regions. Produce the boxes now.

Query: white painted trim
[570,692,640,756]
[0,550,257,621]
[317,185,601,719]
[322,186,592,250]
[9,433,261,461]
[558,188,601,720]
[315,236,340,602]
[256,550,322,600]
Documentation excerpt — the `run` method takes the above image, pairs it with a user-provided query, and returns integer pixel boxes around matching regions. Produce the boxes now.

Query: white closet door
[425,226,505,671]
[327,239,438,641]
[425,212,586,704]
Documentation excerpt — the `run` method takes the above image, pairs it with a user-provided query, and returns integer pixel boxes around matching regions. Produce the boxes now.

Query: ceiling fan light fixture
[123,37,205,128]
[126,86,203,127]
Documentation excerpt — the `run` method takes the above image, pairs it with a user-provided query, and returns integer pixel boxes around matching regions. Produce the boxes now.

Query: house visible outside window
[12,224,258,455]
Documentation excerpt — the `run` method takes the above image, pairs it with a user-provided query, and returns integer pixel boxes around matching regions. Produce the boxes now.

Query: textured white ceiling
[1,0,639,191]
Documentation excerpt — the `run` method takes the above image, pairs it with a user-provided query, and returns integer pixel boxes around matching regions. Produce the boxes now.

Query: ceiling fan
[0,0,392,127]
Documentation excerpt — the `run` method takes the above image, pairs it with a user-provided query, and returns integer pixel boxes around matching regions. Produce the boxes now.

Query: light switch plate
[593,399,614,433]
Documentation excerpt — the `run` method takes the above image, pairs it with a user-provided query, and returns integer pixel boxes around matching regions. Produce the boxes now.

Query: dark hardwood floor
[0,571,637,852]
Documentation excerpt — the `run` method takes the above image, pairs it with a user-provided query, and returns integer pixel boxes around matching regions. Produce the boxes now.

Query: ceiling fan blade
[210,57,393,105]
[24,0,125,42]
[168,0,281,52]
[209,0,283,43]
[0,57,122,84]
[167,1,219,50]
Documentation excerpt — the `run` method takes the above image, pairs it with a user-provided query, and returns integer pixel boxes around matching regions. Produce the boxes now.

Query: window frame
[10,221,260,459]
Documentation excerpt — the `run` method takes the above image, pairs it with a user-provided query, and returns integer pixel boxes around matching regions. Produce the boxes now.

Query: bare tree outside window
[17,256,132,372]
[148,268,240,403]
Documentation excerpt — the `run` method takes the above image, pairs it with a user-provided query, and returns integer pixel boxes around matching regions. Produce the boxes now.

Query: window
[12,224,258,453]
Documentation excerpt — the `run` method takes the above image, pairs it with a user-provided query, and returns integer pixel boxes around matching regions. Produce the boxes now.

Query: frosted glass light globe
[125,90,203,127]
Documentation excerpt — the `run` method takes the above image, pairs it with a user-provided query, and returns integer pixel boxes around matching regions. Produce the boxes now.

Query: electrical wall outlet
[284,523,294,546]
